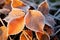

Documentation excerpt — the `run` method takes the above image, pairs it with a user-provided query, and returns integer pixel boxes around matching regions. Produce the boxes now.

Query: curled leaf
[25,10,45,33]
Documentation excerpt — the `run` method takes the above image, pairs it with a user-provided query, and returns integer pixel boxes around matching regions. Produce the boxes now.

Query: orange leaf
[20,33,28,40]
[24,30,33,40]
[0,26,8,40]
[25,10,45,33]
[4,8,25,35]
[7,16,25,35]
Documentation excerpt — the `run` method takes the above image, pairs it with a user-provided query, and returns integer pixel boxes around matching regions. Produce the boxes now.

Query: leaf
[44,25,54,36]
[38,1,56,27]
[8,17,25,35]
[36,31,50,40]
[25,10,45,33]
[12,0,26,8]
[7,15,25,35]
[38,1,49,15]
[0,26,8,40]
[4,8,25,35]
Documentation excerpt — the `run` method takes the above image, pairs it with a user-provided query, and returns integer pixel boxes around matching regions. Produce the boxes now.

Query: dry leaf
[3,8,25,35]
[25,10,45,33]
[38,1,49,15]
[44,25,54,36]
[36,31,50,40]
[7,15,25,35]
[38,1,56,27]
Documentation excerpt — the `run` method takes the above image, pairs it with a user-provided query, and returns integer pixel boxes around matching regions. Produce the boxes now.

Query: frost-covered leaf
[25,10,45,33]
[4,8,25,35]
[7,16,25,35]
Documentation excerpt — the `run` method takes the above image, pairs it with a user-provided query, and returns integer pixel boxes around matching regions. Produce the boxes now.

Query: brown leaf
[25,10,45,33]
[36,31,50,40]
[38,1,49,15]
[44,25,54,36]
